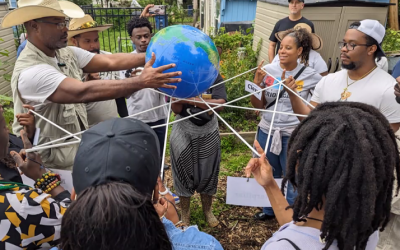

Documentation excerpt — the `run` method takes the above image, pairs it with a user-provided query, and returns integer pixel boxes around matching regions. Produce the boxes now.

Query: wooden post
[388,0,399,30]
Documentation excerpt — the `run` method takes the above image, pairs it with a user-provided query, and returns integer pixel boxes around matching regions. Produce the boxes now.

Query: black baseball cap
[73,118,161,196]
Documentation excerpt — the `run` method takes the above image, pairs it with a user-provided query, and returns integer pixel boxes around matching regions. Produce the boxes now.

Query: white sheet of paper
[21,169,73,193]
[245,80,262,100]
[226,177,284,207]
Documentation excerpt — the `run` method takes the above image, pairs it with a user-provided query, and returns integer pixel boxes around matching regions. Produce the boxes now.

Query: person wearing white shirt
[285,20,400,132]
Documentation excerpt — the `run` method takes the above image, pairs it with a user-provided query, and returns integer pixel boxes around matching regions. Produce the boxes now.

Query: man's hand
[87,73,101,81]
[281,69,296,94]
[245,140,275,188]
[131,68,143,77]
[10,130,46,181]
[138,52,181,89]
[140,4,156,18]
[16,105,36,141]
[254,60,266,85]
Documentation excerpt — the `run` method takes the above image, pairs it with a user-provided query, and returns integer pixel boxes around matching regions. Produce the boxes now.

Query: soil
[163,161,280,250]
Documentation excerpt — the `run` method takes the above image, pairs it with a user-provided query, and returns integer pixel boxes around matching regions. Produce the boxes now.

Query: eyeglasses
[35,19,70,30]
[338,41,372,51]
[78,21,98,30]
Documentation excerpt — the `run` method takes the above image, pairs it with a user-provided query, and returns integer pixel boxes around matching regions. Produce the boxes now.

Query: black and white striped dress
[170,114,221,197]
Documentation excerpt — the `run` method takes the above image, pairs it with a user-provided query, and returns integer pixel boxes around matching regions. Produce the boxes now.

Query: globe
[145,25,220,98]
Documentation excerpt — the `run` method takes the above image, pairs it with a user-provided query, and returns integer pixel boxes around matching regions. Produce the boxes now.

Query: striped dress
[170,114,221,197]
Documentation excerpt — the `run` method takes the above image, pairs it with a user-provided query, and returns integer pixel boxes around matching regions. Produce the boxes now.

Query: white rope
[26,140,81,153]
[262,68,316,109]
[32,131,85,149]
[28,110,81,141]
[199,97,261,157]
[264,81,283,153]
[179,98,308,117]
[160,101,172,179]
[151,81,282,129]
[208,66,258,90]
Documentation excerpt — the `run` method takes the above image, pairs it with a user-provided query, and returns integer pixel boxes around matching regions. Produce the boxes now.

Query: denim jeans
[146,119,166,157]
[256,127,297,216]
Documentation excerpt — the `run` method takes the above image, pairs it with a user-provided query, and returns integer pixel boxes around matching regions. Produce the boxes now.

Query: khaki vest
[11,41,88,170]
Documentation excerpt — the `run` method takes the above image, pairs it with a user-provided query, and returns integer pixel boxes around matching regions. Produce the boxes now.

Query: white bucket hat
[1,0,85,28]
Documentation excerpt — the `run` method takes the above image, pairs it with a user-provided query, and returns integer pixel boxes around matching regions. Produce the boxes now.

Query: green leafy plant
[382,28,400,56]
[0,95,14,131]
[0,38,12,82]
[210,28,261,132]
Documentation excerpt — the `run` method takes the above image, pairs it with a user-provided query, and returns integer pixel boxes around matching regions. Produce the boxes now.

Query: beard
[342,61,356,70]
[90,49,100,54]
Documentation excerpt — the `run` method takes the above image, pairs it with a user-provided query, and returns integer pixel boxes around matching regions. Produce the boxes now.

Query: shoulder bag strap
[277,238,301,250]
[265,66,307,109]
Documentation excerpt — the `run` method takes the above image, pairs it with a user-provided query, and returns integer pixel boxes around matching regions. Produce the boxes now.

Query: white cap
[356,19,385,44]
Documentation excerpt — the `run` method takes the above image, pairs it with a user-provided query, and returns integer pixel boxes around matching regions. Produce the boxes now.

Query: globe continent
[145,25,220,98]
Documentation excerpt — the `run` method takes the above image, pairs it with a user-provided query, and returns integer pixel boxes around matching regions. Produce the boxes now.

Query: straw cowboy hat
[1,0,84,28]
[275,23,323,51]
[67,14,112,44]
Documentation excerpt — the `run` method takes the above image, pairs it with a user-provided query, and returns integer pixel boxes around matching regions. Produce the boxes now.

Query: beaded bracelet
[34,172,61,193]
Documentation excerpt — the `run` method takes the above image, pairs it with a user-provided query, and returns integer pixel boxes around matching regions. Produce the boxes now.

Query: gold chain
[344,66,377,92]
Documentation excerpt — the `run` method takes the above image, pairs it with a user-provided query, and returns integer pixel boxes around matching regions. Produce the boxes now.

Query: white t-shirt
[261,222,379,250]
[272,50,328,74]
[311,68,400,123]
[18,46,95,106]
[119,50,167,123]
[376,57,388,72]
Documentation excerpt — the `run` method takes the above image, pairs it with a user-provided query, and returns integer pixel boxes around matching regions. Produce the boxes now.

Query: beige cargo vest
[11,41,88,170]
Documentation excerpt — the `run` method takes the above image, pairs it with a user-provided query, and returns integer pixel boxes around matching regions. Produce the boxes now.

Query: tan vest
[11,41,88,170]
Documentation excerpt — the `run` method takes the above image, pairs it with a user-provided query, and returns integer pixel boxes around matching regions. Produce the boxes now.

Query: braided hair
[280,27,313,66]
[283,102,400,250]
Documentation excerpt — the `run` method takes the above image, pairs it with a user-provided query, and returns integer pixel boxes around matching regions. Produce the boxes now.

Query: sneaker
[169,191,180,204]
[254,212,275,221]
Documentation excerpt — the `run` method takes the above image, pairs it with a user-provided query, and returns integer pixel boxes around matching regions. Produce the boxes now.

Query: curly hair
[280,27,313,66]
[127,17,153,37]
[283,102,400,250]
[60,182,172,250]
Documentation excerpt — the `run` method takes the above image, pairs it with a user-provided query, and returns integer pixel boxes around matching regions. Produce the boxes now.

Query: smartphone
[149,5,166,15]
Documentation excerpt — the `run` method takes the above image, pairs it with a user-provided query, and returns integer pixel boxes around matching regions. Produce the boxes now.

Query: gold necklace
[340,66,377,101]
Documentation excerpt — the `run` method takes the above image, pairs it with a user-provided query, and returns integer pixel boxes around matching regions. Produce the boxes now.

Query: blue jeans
[256,127,297,216]
[146,119,166,157]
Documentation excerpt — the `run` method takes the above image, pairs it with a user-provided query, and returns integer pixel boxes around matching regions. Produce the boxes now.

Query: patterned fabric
[170,115,221,197]
[0,185,70,249]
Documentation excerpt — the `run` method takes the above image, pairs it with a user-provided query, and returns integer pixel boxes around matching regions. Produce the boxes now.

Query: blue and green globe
[145,25,220,98]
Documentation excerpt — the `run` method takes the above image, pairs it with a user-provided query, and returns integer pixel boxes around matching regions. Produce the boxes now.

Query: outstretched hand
[281,69,296,93]
[140,4,156,18]
[245,140,275,188]
[253,60,266,85]
[138,52,181,89]
[10,130,46,181]
[16,105,36,142]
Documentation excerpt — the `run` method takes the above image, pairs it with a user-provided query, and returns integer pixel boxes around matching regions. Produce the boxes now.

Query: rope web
[25,65,316,178]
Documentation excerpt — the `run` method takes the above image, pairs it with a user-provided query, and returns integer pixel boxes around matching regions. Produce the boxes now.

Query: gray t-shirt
[259,63,322,131]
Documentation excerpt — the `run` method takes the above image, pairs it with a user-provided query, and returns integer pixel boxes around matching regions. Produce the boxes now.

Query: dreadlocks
[280,27,312,66]
[283,102,400,250]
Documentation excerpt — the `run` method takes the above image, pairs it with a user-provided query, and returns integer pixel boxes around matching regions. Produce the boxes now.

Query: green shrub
[210,28,261,132]
[0,95,14,131]
[382,28,400,55]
